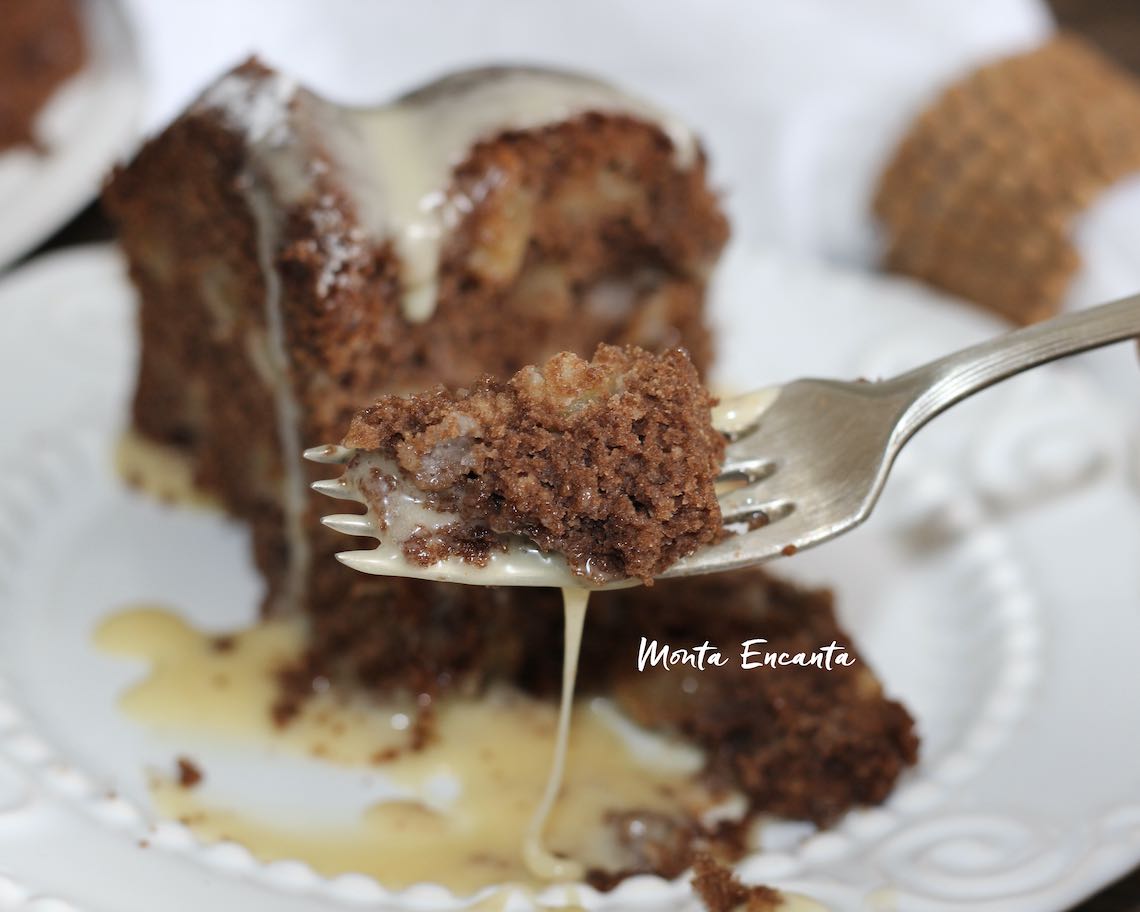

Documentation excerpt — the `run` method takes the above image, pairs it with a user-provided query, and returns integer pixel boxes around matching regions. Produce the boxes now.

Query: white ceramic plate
[0,0,141,271]
[0,245,1138,912]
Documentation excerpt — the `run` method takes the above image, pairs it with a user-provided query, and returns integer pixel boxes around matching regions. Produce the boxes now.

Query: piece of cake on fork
[329,343,725,586]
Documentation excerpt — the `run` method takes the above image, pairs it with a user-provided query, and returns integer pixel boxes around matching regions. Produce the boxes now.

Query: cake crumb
[370,747,401,765]
[175,756,203,789]
[691,853,781,911]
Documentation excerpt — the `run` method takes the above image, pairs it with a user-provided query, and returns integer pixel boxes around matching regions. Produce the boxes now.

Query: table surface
[12,1,1140,910]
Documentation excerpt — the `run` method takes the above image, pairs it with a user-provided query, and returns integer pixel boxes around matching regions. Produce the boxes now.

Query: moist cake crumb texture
[342,343,725,583]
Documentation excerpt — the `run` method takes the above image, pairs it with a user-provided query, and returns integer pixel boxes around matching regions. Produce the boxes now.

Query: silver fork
[659,291,1140,579]
[309,293,1140,587]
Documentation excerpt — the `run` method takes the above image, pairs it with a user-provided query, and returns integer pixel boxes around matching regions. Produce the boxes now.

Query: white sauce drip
[344,453,462,540]
[246,187,311,613]
[204,69,312,614]
[335,67,698,323]
[202,64,699,325]
[523,587,590,881]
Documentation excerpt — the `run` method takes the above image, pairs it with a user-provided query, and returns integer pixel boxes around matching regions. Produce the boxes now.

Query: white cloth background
[118,0,1140,317]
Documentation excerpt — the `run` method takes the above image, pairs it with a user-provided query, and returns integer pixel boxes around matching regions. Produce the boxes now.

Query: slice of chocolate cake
[333,344,724,585]
[104,58,729,619]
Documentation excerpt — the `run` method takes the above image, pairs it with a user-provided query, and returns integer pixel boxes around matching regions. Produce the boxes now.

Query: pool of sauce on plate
[96,597,719,892]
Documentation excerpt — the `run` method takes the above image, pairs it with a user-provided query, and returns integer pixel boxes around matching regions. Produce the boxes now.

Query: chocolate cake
[107,58,917,886]
[337,344,724,584]
[0,0,86,151]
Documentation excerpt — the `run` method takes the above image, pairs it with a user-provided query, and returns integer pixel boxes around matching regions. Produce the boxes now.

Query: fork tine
[719,487,794,526]
[661,509,819,578]
[321,513,377,536]
[336,549,404,575]
[716,457,775,485]
[303,444,355,465]
[311,476,363,503]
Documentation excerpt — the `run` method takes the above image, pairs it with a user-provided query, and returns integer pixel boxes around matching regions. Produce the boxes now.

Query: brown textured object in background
[0,0,86,152]
[873,32,1140,325]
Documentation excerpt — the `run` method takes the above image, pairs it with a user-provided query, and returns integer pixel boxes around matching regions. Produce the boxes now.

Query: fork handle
[891,291,1140,444]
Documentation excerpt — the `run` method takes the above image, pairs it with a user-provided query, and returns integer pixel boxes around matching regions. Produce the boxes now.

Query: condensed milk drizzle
[202,64,698,325]
[523,587,590,881]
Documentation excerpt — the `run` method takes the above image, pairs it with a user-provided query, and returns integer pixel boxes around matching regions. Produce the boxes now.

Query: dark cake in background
[0,0,86,152]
